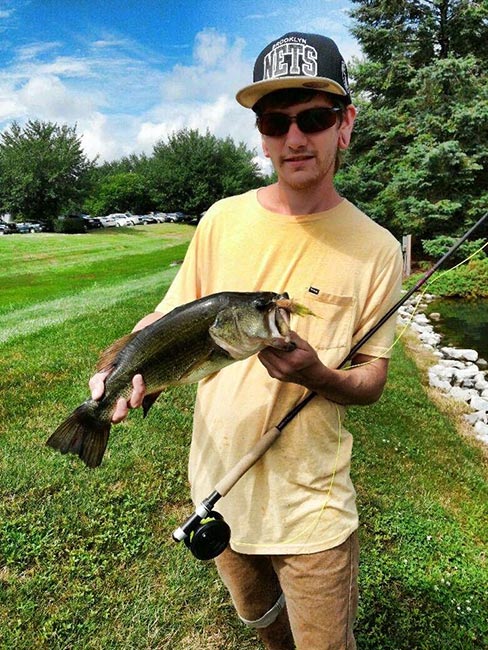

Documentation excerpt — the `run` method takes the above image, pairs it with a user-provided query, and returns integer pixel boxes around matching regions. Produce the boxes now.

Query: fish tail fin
[46,401,111,468]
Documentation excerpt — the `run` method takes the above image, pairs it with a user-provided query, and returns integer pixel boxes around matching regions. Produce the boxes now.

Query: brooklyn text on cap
[236,32,351,109]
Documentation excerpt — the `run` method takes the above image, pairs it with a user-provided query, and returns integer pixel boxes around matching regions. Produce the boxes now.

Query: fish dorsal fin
[96,332,139,371]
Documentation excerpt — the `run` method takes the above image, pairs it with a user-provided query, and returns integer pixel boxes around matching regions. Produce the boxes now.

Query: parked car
[82,215,103,229]
[57,215,88,233]
[107,212,136,227]
[164,211,187,223]
[0,221,9,235]
[99,216,117,227]
[154,212,168,223]
[12,221,43,233]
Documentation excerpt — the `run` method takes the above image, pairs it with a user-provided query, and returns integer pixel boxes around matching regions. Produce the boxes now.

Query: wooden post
[402,235,412,277]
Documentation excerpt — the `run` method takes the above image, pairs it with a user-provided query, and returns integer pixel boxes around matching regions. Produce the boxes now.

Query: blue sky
[0,0,361,165]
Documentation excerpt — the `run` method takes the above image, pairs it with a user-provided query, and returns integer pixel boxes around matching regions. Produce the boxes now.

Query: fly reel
[173,496,231,561]
[183,510,231,560]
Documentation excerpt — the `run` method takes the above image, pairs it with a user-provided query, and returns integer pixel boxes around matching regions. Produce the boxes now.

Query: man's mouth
[282,154,314,163]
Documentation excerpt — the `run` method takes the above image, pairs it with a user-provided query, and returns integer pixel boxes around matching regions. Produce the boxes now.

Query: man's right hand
[89,371,146,423]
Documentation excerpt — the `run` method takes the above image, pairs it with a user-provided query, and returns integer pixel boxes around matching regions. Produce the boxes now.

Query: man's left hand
[258,331,326,389]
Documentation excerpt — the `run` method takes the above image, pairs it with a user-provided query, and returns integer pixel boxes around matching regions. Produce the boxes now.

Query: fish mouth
[269,293,291,337]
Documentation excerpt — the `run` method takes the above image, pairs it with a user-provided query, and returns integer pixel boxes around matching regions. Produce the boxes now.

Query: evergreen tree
[337,0,488,250]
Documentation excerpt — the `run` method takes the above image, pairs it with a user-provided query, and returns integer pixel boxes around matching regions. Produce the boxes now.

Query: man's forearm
[258,333,390,407]
[308,355,389,406]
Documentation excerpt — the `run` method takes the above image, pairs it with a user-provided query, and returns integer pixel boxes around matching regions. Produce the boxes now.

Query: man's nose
[285,120,308,145]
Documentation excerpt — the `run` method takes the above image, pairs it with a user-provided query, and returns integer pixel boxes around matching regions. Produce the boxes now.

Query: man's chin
[282,172,321,191]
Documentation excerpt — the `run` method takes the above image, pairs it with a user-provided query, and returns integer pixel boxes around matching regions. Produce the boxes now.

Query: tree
[83,171,155,216]
[0,120,94,228]
[336,0,488,251]
[149,129,263,215]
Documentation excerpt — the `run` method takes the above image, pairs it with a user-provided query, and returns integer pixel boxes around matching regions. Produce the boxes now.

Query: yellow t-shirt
[156,190,403,554]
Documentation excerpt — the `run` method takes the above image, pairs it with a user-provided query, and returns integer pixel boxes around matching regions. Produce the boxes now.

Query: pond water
[425,298,488,361]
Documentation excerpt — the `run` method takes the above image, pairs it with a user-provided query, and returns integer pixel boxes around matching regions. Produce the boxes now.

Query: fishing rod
[173,210,488,560]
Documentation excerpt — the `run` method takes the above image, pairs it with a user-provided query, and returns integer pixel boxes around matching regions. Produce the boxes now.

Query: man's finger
[112,397,129,423]
[127,374,145,408]
[89,370,111,400]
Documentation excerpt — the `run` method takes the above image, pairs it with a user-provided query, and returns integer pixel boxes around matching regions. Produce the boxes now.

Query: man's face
[260,94,355,192]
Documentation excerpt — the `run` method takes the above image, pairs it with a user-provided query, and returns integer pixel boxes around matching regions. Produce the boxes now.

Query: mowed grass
[1,228,487,649]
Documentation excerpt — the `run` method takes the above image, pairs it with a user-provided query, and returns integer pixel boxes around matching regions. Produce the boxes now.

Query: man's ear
[338,104,357,150]
[261,136,271,158]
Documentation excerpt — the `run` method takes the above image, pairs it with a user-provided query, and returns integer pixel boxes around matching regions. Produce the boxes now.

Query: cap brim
[236,76,349,108]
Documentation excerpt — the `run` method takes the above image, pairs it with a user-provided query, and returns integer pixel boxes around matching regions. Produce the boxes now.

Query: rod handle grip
[215,427,282,497]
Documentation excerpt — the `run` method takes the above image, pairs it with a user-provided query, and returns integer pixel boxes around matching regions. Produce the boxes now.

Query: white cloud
[131,28,261,160]
[16,41,62,61]
[79,113,119,162]
[0,93,24,121]
[193,29,228,67]
[18,74,96,122]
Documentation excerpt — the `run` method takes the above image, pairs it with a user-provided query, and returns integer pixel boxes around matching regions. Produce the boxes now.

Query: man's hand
[258,332,325,388]
[88,311,163,423]
[89,371,146,423]
[258,331,389,406]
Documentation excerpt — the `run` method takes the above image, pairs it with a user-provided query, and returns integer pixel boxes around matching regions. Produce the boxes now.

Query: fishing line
[239,403,344,552]
[348,238,488,371]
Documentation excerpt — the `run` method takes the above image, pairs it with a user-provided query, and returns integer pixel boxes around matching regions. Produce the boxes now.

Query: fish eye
[253,297,269,311]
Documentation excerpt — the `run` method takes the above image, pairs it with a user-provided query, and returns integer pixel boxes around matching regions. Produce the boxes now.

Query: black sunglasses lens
[258,108,338,136]
[298,108,338,133]
[258,113,290,136]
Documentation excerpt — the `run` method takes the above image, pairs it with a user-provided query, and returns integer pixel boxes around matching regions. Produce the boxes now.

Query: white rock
[469,396,488,411]
[429,375,451,391]
[464,411,486,425]
[474,420,488,441]
[430,365,455,381]
[414,314,430,325]
[453,365,482,382]
[449,386,478,403]
[441,347,479,362]
[474,377,488,391]
[438,359,465,369]
[410,322,424,334]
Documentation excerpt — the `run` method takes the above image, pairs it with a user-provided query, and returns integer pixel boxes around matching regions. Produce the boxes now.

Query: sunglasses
[256,106,342,137]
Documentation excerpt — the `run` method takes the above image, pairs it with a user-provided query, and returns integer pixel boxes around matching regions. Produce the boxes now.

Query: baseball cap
[236,32,351,109]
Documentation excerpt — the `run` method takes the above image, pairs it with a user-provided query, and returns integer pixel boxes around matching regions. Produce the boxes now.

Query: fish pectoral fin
[176,348,225,383]
[142,392,161,418]
[96,332,139,372]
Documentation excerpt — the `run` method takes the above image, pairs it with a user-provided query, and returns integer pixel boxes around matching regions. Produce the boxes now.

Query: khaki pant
[215,531,359,650]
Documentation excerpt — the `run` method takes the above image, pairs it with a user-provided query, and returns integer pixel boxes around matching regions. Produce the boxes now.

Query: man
[92,32,403,650]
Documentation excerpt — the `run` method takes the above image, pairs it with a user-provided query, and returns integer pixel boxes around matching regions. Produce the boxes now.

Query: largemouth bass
[47,291,312,468]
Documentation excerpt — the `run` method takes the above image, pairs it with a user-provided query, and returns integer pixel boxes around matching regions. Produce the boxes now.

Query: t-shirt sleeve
[351,243,403,359]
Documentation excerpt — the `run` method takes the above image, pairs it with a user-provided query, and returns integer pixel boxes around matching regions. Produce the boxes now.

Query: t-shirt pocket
[293,290,355,353]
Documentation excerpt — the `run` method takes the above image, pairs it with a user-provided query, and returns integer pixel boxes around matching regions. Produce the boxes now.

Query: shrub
[405,258,488,298]
[54,217,87,234]
[422,236,486,264]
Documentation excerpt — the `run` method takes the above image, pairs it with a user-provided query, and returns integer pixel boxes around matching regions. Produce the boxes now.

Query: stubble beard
[279,150,337,192]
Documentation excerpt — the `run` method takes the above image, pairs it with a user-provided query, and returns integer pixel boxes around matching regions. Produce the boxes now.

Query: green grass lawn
[0,228,487,649]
